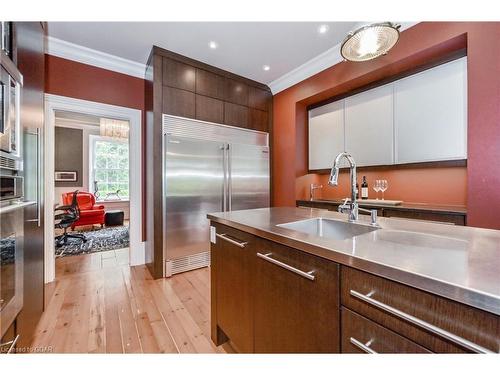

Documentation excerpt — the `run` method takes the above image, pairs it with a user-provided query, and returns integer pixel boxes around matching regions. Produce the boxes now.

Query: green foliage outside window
[93,139,129,199]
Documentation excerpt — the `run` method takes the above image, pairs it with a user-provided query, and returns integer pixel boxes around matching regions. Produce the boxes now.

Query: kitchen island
[207,207,500,353]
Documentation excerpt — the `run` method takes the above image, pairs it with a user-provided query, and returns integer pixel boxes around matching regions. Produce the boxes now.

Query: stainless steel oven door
[0,209,24,338]
[0,64,20,157]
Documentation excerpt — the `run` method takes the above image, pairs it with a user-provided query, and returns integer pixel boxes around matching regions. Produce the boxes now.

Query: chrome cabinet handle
[350,289,495,354]
[215,233,248,248]
[257,252,315,281]
[350,337,377,354]
[1,334,19,354]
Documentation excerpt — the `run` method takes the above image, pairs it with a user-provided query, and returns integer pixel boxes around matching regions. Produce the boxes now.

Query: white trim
[269,22,419,94]
[46,36,146,79]
[44,94,144,283]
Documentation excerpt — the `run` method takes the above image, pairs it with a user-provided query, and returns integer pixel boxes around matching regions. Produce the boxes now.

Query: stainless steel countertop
[207,207,500,316]
[0,200,36,215]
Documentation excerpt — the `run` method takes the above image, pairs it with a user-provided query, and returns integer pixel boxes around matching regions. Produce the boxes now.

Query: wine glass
[380,180,388,200]
[372,180,381,200]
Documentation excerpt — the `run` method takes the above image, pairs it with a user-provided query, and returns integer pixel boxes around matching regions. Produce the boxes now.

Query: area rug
[55,226,129,258]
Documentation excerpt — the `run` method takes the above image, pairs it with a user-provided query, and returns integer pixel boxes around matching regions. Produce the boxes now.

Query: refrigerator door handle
[227,144,232,212]
[222,144,227,212]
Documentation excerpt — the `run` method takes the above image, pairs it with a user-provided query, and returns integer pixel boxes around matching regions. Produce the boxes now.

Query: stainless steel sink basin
[277,217,378,241]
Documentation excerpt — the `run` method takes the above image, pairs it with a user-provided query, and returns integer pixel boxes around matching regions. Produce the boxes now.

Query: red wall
[273,22,500,229]
[45,55,147,237]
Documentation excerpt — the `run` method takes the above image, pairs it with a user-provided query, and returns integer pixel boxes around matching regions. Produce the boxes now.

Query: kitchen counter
[297,199,467,225]
[297,199,466,214]
[208,207,500,315]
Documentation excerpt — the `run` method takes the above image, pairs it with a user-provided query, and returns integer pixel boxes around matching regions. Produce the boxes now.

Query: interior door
[164,135,225,261]
[228,143,269,211]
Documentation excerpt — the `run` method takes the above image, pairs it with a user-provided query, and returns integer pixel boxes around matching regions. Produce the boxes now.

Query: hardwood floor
[32,248,231,353]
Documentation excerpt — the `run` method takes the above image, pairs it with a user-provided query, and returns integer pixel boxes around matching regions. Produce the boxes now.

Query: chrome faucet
[309,184,323,201]
[328,152,378,226]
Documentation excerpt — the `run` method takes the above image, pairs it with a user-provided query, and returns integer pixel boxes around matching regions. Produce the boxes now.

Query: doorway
[44,94,143,283]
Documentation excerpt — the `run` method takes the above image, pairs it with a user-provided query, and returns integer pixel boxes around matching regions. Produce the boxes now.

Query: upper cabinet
[159,52,272,132]
[309,101,344,170]
[394,58,467,164]
[308,57,467,170]
[345,84,394,167]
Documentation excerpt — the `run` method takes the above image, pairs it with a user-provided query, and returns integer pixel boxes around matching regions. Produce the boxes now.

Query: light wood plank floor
[32,248,231,353]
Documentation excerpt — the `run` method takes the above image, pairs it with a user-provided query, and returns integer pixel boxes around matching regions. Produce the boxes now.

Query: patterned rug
[55,226,129,258]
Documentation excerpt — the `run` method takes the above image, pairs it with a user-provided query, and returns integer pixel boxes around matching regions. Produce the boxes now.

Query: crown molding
[46,36,146,79]
[269,22,419,94]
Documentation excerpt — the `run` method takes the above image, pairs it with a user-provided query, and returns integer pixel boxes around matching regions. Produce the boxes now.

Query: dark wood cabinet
[225,78,248,106]
[196,68,225,100]
[195,95,224,123]
[163,58,196,91]
[224,102,248,128]
[253,239,339,353]
[162,86,195,118]
[248,108,269,132]
[341,266,500,353]
[211,224,254,352]
[341,307,430,353]
[249,86,270,111]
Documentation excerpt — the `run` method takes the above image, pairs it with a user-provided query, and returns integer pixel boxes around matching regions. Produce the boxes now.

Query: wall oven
[0,48,23,158]
[0,175,23,202]
[0,209,24,339]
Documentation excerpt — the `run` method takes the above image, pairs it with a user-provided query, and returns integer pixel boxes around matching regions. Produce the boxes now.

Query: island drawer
[341,307,431,353]
[341,266,500,353]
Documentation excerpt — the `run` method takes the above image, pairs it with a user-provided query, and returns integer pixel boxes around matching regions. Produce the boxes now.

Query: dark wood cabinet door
[163,58,196,91]
[341,266,500,353]
[341,307,431,353]
[382,208,466,225]
[248,108,268,132]
[195,95,223,123]
[211,224,254,353]
[162,86,195,118]
[248,86,271,111]
[253,239,340,353]
[224,102,248,128]
[225,78,248,106]
[196,68,225,100]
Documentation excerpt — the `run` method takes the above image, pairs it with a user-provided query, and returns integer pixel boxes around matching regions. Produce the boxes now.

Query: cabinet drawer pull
[257,252,315,281]
[349,337,377,354]
[350,289,494,354]
[0,334,19,354]
[216,233,248,248]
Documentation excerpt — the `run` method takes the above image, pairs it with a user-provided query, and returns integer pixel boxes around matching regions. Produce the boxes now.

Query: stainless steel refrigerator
[163,115,269,276]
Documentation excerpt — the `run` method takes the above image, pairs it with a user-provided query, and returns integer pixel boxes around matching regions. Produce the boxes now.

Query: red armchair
[62,191,105,230]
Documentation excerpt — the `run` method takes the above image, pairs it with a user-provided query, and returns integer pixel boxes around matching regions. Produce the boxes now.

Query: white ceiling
[47,22,360,84]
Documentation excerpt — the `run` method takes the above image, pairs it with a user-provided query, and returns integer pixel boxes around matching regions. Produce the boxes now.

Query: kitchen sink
[277,217,378,241]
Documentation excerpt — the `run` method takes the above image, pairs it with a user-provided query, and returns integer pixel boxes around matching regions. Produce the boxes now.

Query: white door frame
[44,94,144,283]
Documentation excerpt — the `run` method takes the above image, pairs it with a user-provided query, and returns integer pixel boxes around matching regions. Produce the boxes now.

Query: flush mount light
[341,22,400,62]
[262,65,270,71]
[317,24,329,34]
[209,41,218,49]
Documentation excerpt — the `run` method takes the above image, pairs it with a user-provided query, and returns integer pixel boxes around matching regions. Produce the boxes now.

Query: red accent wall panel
[45,54,148,238]
[273,22,500,229]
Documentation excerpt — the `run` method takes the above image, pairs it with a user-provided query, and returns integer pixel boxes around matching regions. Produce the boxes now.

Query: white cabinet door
[394,57,467,164]
[345,84,394,166]
[308,100,345,170]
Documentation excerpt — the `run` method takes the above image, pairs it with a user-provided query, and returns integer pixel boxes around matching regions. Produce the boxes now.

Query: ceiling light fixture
[209,41,218,49]
[263,65,270,71]
[317,24,329,34]
[341,22,400,62]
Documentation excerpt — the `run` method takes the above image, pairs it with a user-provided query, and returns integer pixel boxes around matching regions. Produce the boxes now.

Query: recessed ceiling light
[317,24,329,34]
[209,41,218,49]
[262,65,270,71]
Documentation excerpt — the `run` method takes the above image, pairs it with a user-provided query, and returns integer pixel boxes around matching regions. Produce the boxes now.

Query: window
[90,136,129,200]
